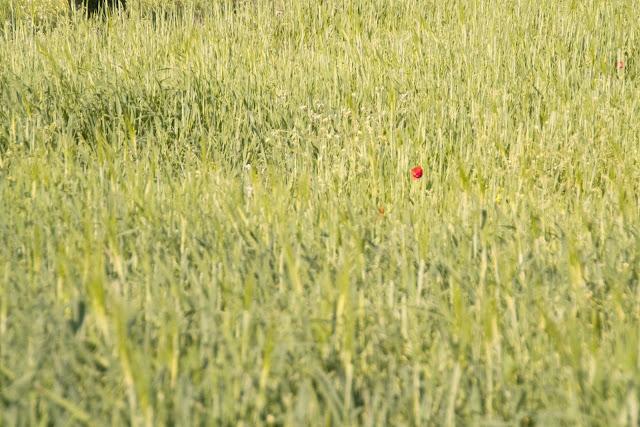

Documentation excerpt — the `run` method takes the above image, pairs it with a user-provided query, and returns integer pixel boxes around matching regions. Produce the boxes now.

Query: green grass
[1,0,639,425]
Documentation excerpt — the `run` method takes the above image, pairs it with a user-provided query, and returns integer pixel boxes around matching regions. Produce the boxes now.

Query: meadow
[1,0,639,425]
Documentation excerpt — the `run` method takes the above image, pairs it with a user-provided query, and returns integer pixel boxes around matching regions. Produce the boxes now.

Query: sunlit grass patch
[1,0,639,425]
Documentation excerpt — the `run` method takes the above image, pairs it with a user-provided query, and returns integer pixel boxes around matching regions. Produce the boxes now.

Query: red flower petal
[410,165,423,180]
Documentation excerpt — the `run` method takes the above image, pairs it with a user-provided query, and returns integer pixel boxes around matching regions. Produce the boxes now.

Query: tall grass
[1,0,639,424]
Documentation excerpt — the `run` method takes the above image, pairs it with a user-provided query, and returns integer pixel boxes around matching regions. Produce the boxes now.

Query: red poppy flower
[616,60,625,70]
[410,165,423,181]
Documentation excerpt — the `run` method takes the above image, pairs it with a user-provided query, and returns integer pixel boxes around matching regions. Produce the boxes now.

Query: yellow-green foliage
[1,0,66,23]
[1,0,639,425]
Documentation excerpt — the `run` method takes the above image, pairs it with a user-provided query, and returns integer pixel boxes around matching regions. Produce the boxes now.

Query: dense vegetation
[1,0,639,425]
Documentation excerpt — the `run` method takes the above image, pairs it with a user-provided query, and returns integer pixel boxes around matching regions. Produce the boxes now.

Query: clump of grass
[0,0,67,30]
[1,0,639,425]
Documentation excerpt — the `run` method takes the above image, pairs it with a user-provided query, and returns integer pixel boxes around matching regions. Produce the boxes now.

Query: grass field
[1,0,639,425]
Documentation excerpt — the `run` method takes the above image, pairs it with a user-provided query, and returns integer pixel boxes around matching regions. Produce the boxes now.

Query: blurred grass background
[1,0,639,425]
